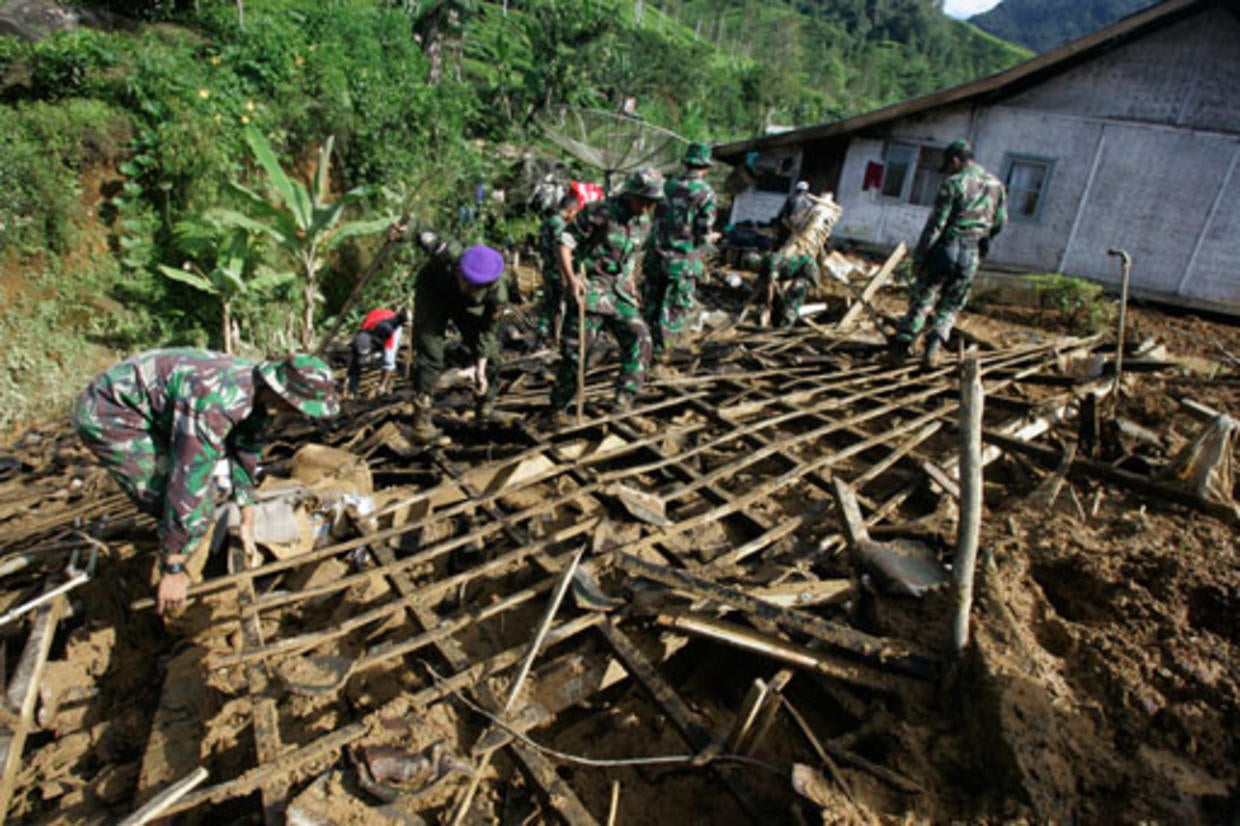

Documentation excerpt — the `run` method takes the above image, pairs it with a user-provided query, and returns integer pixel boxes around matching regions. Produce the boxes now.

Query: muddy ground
[0,270,1237,824]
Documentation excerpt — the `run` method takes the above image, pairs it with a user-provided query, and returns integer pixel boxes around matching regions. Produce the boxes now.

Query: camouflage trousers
[551,281,652,410]
[758,272,813,328]
[72,384,172,521]
[537,267,563,339]
[642,253,702,359]
[895,238,979,346]
[413,292,501,404]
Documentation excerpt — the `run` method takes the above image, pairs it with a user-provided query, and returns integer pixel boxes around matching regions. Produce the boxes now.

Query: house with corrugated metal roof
[713,0,1240,312]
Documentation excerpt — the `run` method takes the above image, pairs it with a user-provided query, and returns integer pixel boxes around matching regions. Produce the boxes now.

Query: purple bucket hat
[459,245,505,286]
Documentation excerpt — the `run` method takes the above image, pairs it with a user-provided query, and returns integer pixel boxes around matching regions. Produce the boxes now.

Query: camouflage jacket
[652,172,717,258]
[415,230,509,357]
[85,349,268,557]
[538,212,569,275]
[771,252,820,287]
[916,161,1007,260]
[561,196,652,297]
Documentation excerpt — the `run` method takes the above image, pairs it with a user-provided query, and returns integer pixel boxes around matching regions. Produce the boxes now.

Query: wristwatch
[160,560,187,576]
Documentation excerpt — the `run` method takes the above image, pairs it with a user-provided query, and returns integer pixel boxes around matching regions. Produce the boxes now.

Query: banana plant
[211,126,391,349]
[157,221,292,353]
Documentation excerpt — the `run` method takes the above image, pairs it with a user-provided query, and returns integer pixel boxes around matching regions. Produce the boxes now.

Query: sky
[944,0,1004,18]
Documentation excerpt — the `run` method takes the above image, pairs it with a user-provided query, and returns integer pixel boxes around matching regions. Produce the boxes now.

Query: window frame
[879,141,918,201]
[1001,154,1055,222]
[879,142,946,206]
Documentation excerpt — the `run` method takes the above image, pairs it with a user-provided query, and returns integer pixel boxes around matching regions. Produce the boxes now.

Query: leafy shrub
[1029,273,1116,334]
[26,30,120,100]
[0,99,131,253]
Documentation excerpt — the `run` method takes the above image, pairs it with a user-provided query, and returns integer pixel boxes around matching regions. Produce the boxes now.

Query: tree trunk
[222,298,233,354]
[302,278,315,351]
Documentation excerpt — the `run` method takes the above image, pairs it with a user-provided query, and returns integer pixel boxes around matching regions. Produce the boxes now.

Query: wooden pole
[575,293,587,422]
[951,355,984,656]
[119,767,209,826]
[315,239,394,356]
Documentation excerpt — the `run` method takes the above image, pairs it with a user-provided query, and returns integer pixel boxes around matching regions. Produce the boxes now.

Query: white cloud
[945,0,1004,18]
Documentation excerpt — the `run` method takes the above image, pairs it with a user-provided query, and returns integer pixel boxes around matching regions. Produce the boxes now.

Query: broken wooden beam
[836,243,906,332]
[229,544,288,824]
[655,611,899,694]
[0,591,66,821]
[983,430,1240,525]
[617,553,937,678]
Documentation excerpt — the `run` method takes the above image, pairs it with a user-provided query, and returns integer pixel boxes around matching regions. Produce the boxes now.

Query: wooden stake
[576,293,587,423]
[951,356,984,656]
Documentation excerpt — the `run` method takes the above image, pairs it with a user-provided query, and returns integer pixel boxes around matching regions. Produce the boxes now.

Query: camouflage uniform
[412,232,508,406]
[71,349,337,559]
[537,212,569,338]
[896,154,1007,349]
[551,195,655,411]
[760,252,820,328]
[642,168,717,359]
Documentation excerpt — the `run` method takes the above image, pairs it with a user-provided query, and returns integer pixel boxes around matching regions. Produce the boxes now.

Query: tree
[156,219,291,353]
[213,126,391,350]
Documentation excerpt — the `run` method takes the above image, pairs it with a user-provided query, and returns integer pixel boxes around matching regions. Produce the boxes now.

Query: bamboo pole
[118,767,209,826]
[951,356,984,656]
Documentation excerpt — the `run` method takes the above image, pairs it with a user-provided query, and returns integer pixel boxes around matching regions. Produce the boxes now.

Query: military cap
[941,139,974,170]
[256,354,340,418]
[621,168,665,201]
[683,142,713,168]
[459,245,505,286]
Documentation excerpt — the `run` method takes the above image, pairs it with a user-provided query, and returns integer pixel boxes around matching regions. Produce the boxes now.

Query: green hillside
[970,0,1158,51]
[0,0,1028,432]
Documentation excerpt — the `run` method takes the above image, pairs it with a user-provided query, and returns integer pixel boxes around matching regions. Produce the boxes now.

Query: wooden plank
[0,594,64,824]
[617,554,936,677]
[230,545,288,824]
[836,243,906,332]
[158,615,606,818]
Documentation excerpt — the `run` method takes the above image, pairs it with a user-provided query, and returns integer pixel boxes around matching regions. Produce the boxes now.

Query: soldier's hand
[157,572,189,616]
[474,368,489,398]
[571,277,587,301]
[387,220,407,243]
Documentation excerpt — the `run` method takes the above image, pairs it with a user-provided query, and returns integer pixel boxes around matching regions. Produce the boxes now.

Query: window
[881,143,916,198]
[880,143,945,205]
[1003,156,1053,220]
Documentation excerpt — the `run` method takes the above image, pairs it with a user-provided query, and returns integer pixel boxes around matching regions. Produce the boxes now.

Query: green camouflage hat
[941,139,973,170]
[621,168,665,201]
[683,141,713,168]
[256,354,340,418]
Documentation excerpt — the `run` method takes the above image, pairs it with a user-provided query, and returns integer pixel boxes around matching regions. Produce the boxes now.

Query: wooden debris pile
[0,294,1227,824]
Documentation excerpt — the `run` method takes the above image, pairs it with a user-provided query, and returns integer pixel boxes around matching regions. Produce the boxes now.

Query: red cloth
[361,308,396,331]
[863,161,885,191]
[570,181,605,207]
[361,308,400,355]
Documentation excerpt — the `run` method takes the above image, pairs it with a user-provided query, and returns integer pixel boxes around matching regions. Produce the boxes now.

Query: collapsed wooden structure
[0,305,1221,823]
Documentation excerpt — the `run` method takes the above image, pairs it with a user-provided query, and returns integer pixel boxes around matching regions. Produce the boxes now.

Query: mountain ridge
[969,0,1159,52]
